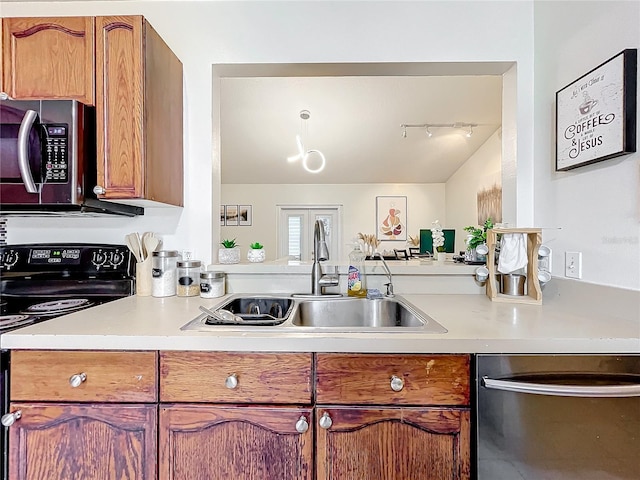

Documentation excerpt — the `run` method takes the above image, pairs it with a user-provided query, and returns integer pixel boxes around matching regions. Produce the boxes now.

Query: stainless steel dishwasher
[476,355,640,480]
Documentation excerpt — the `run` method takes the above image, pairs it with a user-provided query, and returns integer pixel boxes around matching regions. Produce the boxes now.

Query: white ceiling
[220,71,503,185]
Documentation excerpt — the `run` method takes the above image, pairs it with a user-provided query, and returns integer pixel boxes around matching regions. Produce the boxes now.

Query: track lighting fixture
[400,122,477,138]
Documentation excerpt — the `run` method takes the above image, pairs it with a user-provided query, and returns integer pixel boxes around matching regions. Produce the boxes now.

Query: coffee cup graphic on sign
[579,92,598,114]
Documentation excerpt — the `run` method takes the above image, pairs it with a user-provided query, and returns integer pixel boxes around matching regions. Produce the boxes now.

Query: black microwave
[0,99,141,216]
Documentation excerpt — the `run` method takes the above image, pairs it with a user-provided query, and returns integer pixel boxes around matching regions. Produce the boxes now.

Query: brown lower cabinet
[159,405,313,479]
[7,403,157,480]
[316,406,470,480]
[4,350,470,480]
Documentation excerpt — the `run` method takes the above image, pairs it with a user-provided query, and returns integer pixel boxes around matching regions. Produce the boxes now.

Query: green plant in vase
[219,238,240,264]
[247,242,266,263]
[463,218,494,262]
[221,238,237,249]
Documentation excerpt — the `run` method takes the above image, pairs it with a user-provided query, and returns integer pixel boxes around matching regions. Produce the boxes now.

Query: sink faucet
[371,252,395,297]
[311,220,339,295]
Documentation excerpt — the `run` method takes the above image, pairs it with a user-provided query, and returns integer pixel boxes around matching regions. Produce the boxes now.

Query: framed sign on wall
[556,48,637,171]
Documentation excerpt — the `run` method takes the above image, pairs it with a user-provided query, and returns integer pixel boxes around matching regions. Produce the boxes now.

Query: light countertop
[2,287,638,353]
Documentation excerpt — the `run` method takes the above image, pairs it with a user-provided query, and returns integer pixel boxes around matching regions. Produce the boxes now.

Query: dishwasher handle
[482,375,640,398]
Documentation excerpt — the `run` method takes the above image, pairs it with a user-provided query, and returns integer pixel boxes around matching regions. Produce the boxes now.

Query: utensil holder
[136,258,153,296]
[486,228,543,305]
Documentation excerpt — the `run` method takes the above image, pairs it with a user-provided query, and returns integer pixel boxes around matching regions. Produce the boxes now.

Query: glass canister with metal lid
[151,250,181,297]
[200,271,226,299]
[176,260,202,297]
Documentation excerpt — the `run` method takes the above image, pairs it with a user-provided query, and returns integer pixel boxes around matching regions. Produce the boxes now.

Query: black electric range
[0,243,135,478]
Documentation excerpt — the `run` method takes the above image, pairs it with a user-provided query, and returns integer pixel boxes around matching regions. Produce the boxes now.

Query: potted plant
[218,238,241,264]
[463,218,494,262]
[247,242,266,263]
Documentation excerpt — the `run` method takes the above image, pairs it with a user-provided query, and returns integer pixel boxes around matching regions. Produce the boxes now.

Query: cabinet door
[160,405,313,480]
[95,16,144,200]
[2,17,94,104]
[316,407,470,480]
[7,403,157,480]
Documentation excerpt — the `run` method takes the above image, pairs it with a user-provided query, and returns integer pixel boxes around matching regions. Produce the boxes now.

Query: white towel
[498,233,528,273]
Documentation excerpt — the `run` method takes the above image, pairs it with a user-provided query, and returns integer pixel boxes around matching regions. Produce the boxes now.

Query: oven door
[477,355,640,480]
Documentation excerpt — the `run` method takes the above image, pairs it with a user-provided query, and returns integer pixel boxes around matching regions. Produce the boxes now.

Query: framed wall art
[239,205,252,226]
[556,48,637,171]
[376,196,407,241]
[224,205,239,226]
[220,205,226,226]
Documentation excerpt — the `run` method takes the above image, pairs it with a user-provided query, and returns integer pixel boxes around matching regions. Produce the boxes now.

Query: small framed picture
[220,205,226,226]
[225,205,239,226]
[556,48,637,171]
[239,205,252,226]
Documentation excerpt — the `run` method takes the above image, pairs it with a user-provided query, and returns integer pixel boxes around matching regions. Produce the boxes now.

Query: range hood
[0,198,144,217]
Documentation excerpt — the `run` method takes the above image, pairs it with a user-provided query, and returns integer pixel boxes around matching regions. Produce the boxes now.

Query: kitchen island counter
[2,281,638,353]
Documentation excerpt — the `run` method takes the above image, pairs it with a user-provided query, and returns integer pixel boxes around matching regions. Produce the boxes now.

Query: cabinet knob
[69,372,87,388]
[1,410,22,427]
[225,373,238,389]
[390,375,405,392]
[319,412,332,429]
[295,415,309,433]
[93,186,106,195]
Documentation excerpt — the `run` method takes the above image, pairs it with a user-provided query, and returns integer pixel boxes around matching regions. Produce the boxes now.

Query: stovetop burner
[0,315,35,332]
[20,299,94,317]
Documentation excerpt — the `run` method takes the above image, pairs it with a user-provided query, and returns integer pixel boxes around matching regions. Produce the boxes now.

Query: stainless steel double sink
[180,294,447,333]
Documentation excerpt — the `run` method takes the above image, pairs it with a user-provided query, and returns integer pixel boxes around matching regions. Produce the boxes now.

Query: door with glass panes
[277,207,341,261]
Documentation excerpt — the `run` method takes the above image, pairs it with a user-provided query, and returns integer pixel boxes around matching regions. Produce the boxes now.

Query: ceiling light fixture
[400,122,477,138]
[287,110,326,174]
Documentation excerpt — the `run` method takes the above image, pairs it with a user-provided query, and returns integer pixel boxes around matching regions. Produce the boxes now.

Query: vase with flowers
[431,220,446,262]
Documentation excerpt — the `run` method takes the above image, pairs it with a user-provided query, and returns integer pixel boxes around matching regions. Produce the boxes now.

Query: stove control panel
[0,244,134,276]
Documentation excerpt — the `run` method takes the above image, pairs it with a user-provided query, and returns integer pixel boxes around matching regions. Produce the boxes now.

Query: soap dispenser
[347,244,367,297]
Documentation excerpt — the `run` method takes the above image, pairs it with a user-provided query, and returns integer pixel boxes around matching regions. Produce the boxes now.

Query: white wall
[446,129,502,252]
[533,1,640,290]
[221,183,446,261]
[2,1,535,268]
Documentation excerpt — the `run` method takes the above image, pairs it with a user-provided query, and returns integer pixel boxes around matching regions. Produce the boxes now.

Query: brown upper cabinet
[1,15,184,207]
[94,16,183,206]
[2,17,95,105]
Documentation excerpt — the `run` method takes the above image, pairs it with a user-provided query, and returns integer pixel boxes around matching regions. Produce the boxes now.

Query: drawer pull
[319,412,332,429]
[1,410,22,427]
[69,373,87,388]
[390,375,405,392]
[225,373,238,389]
[295,415,309,433]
